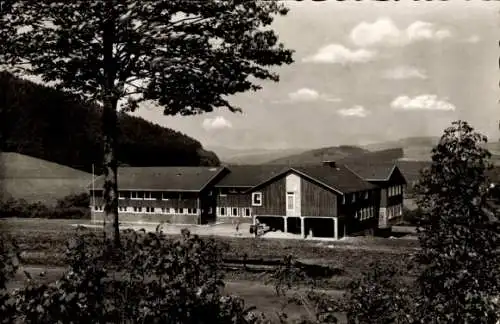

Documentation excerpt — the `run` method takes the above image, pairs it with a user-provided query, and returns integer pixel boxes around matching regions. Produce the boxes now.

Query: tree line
[0,72,220,174]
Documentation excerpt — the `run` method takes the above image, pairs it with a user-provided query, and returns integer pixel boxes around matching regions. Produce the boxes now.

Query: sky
[28,1,500,151]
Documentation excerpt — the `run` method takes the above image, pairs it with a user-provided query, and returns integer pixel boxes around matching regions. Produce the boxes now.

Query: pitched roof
[92,166,225,191]
[248,164,377,194]
[343,162,398,181]
[292,165,377,194]
[216,165,290,187]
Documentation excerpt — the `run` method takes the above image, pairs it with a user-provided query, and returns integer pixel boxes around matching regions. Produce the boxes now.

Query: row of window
[387,204,403,219]
[388,185,404,197]
[217,207,252,217]
[93,206,199,215]
[113,191,211,200]
[355,207,375,221]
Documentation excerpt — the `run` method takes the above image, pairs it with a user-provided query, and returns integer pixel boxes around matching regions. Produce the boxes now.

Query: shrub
[0,197,90,219]
[56,193,90,209]
[12,228,270,323]
[0,234,20,323]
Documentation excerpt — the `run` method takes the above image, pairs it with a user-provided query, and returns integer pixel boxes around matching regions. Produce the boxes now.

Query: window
[287,192,295,211]
[161,193,169,201]
[144,192,154,200]
[352,194,356,203]
[131,191,144,200]
[133,206,143,213]
[364,192,369,199]
[232,208,238,217]
[244,208,251,217]
[219,189,227,197]
[94,206,103,211]
[187,208,197,215]
[119,206,127,212]
[219,207,226,216]
[118,192,126,200]
[145,207,154,213]
[208,207,213,214]
[252,192,262,206]
[179,208,184,214]
[161,208,167,214]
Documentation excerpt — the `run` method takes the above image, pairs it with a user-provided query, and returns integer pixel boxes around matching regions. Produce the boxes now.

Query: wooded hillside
[0,72,219,173]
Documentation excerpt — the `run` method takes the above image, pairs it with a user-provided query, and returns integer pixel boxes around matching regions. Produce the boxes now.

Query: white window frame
[286,192,295,211]
[178,208,184,214]
[244,208,251,217]
[252,192,262,206]
[161,193,169,201]
[118,206,127,212]
[143,192,154,200]
[133,206,143,213]
[231,207,238,217]
[130,191,144,200]
[219,207,226,217]
[145,207,154,213]
[118,192,126,200]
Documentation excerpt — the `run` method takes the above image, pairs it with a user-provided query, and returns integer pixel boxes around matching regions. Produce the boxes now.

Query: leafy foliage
[0,72,220,172]
[0,197,90,219]
[9,1,293,113]
[12,228,270,323]
[413,120,500,324]
[0,234,20,323]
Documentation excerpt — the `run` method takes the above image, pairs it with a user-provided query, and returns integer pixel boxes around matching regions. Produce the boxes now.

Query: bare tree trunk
[102,96,120,247]
[102,0,120,247]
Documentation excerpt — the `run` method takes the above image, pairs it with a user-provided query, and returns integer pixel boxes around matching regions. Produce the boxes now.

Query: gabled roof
[215,165,290,188]
[249,164,377,195]
[92,166,226,192]
[343,162,400,181]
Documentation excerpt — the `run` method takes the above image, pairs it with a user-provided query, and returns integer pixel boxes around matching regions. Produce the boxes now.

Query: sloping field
[0,152,92,205]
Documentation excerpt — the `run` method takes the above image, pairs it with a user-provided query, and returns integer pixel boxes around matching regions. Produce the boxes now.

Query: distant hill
[0,152,92,205]
[267,145,369,165]
[209,146,307,165]
[362,136,500,162]
[0,72,220,174]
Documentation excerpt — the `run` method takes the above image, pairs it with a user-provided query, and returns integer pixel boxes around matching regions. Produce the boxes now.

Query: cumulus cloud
[302,44,376,64]
[382,66,427,80]
[288,88,320,102]
[202,116,233,131]
[350,18,452,47]
[285,88,342,103]
[391,95,456,111]
[337,105,370,117]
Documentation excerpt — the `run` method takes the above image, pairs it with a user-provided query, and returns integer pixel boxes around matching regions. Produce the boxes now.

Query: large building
[89,161,407,239]
[90,166,228,224]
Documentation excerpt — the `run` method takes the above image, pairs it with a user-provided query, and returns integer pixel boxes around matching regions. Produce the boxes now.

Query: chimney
[322,160,336,168]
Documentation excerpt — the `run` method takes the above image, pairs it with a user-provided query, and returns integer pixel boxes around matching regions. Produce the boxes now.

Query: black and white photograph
[0,0,499,323]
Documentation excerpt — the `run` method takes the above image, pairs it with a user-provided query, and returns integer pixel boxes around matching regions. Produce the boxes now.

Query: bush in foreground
[12,227,269,323]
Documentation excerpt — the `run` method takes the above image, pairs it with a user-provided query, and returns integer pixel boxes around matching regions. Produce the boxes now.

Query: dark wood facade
[300,177,337,217]
[252,176,286,216]
[249,170,379,238]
